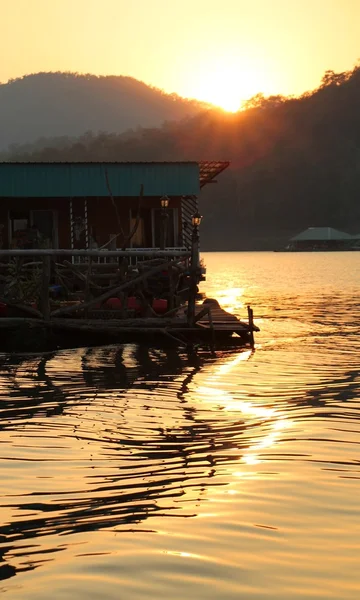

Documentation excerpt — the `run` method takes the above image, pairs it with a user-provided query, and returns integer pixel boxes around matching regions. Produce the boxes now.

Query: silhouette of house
[288,227,353,251]
[351,234,360,250]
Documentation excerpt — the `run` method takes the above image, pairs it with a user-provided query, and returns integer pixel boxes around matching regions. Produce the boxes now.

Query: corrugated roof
[0,161,230,198]
[0,162,201,198]
[291,227,353,241]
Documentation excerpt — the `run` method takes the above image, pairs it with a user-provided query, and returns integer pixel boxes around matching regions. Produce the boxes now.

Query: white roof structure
[291,227,353,241]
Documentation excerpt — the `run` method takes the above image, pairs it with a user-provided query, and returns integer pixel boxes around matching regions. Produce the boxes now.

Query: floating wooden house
[0,160,259,351]
[0,161,228,253]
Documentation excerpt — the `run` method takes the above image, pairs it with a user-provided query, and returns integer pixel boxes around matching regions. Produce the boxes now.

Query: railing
[0,247,257,350]
[126,247,189,267]
[0,248,192,322]
[72,247,190,267]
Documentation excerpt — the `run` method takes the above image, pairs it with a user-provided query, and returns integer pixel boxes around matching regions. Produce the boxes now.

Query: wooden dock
[182,301,258,333]
[0,249,259,352]
[176,300,259,345]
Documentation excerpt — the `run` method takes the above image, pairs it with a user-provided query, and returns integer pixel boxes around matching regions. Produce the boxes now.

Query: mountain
[0,72,207,151]
[5,65,360,250]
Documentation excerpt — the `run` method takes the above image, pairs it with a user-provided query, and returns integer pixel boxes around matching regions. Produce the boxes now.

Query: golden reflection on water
[1,252,360,599]
[192,349,292,468]
[213,287,244,313]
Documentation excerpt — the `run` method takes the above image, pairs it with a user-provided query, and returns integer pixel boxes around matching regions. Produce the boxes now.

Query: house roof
[0,161,230,198]
[291,227,353,241]
[199,161,230,187]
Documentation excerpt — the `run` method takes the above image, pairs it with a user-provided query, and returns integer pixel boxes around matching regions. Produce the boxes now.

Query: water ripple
[1,252,360,599]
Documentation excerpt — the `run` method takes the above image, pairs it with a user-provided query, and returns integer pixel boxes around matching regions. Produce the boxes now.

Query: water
[1,251,360,599]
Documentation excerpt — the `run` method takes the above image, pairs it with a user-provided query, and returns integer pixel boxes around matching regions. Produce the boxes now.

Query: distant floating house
[287,227,354,251]
[351,234,360,250]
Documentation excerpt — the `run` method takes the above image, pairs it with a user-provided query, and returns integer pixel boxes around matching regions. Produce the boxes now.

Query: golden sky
[1,0,360,111]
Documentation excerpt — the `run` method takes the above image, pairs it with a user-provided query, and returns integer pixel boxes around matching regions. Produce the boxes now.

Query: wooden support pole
[160,210,169,250]
[40,256,51,320]
[187,227,199,326]
[160,302,187,319]
[121,292,128,318]
[247,305,255,348]
[193,305,210,323]
[84,257,93,318]
[167,265,177,311]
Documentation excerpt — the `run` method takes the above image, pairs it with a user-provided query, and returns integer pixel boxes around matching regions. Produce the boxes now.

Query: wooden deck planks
[177,303,256,334]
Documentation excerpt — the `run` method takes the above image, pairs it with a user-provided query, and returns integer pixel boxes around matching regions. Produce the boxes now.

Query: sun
[188,59,270,112]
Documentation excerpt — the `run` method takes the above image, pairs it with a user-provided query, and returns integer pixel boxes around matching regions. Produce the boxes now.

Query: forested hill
[0,72,206,151]
[5,66,360,249]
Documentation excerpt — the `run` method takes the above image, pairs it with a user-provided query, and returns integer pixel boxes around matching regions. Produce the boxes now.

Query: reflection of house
[0,345,244,574]
[0,162,228,251]
[287,227,354,251]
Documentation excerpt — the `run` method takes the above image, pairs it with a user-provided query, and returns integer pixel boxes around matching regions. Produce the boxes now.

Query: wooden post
[121,292,128,318]
[40,256,51,320]
[84,258,92,318]
[247,305,255,348]
[187,227,199,326]
[167,265,176,312]
[160,211,168,250]
[163,211,168,249]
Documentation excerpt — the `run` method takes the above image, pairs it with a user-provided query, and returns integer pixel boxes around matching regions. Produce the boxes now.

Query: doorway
[152,208,178,248]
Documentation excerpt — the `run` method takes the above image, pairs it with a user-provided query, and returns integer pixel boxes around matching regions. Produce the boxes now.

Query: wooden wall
[0,196,183,249]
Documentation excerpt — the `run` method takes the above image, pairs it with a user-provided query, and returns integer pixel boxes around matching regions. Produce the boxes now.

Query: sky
[1,0,360,111]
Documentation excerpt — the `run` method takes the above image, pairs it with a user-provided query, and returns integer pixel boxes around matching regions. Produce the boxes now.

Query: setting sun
[187,57,272,112]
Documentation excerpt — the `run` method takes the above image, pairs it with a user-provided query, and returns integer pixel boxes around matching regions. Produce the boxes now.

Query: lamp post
[187,210,202,326]
[160,195,169,250]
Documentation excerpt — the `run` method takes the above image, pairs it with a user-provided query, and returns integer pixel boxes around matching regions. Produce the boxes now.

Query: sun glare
[189,58,270,112]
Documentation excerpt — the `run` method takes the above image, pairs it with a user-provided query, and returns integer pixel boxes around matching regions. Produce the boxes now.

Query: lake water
[1,251,360,599]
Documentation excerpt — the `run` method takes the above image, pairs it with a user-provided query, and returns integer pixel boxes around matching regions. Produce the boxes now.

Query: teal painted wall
[0,163,200,197]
